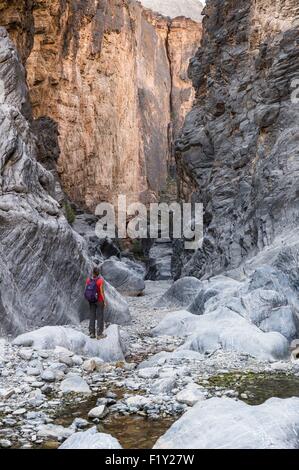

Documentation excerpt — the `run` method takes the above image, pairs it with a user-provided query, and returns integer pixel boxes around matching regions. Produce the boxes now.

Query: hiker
[84,266,106,339]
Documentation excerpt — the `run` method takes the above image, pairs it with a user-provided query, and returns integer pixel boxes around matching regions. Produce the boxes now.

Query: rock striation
[175,0,299,279]
[0,0,201,210]
[0,28,131,335]
[0,28,90,335]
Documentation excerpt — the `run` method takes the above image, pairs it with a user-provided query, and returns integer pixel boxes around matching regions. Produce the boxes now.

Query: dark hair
[93,266,100,277]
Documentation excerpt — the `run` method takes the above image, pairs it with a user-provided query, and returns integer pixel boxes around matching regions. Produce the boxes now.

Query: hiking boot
[97,333,107,340]
[90,333,96,339]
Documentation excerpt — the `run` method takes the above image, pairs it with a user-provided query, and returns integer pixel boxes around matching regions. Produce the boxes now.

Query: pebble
[0,439,12,448]
[88,405,108,419]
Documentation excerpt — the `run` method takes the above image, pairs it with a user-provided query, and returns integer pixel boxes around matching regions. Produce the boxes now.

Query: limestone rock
[59,427,122,449]
[155,277,203,309]
[154,397,299,449]
[174,0,299,280]
[0,27,89,335]
[37,424,74,442]
[7,0,201,210]
[13,325,126,362]
[176,383,206,406]
[100,259,145,297]
[88,406,108,420]
[60,375,91,395]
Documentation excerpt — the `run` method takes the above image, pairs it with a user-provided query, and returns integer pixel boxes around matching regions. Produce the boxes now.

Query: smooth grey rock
[88,405,108,419]
[154,397,299,449]
[37,424,74,441]
[176,383,206,406]
[150,377,177,395]
[155,277,203,308]
[100,259,145,297]
[41,369,56,382]
[60,375,91,395]
[13,324,125,362]
[59,426,122,449]
[174,0,299,284]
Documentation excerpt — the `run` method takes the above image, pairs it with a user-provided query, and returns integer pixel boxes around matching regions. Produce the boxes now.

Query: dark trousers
[89,301,104,336]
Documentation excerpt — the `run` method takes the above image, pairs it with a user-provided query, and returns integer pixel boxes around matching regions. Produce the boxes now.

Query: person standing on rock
[85,267,106,339]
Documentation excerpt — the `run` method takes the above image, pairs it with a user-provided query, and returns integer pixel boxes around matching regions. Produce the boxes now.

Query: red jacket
[86,277,105,302]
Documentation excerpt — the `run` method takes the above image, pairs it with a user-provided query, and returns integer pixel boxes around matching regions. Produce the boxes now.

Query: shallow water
[52,393,175,449]
[39,372,299,449]
[204,372,299,405]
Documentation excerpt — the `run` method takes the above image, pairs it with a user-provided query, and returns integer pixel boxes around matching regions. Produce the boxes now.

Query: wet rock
[59,426,122,449]
[70,418,89,430]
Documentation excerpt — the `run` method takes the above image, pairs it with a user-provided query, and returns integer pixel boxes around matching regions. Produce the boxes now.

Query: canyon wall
[1,0,201,210]
[0,28,90,335]
[175,0,299,279]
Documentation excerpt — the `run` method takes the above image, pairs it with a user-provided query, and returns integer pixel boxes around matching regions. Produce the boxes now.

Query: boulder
[152,306,289,361]
[150,377,177,395]
[179,308,289,362]
[152,310,200,337]
[88,405,108,419]
[176,383,206,406]
[103,282,132,325]
[13,324,125,362]
[60,375,91,395]
[154,397,299,449]
[101,259,145,296]
[37,424,74,441]
[155,277,203,309]
[0,29,89,335]
[59,427,122,449]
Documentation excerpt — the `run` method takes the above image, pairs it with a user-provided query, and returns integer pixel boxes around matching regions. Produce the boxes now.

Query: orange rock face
[0,0,201,210]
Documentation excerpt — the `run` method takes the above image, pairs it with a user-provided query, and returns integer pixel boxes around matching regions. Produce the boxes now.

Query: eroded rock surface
[0,0,202,210]
[0,28,89,335]
[154,397,299,449]
[175,0,299,279]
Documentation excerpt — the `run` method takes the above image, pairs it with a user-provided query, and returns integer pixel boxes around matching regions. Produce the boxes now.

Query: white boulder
[13,324,125,362]
[60,375,91,395]
[37,424,74,442]
[59,427,122,449]
[88,405,108,419]
[154,397,299,449]
[176,383,206,406]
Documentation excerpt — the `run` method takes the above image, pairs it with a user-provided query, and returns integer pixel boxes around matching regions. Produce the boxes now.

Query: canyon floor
[1,280,299,449]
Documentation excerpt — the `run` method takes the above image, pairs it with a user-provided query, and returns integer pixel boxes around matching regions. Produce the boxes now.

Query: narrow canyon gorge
[1,0,299,452]
[1,0,202,209]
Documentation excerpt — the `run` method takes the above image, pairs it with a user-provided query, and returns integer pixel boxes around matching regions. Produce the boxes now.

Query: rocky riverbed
[1,280,299,449]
